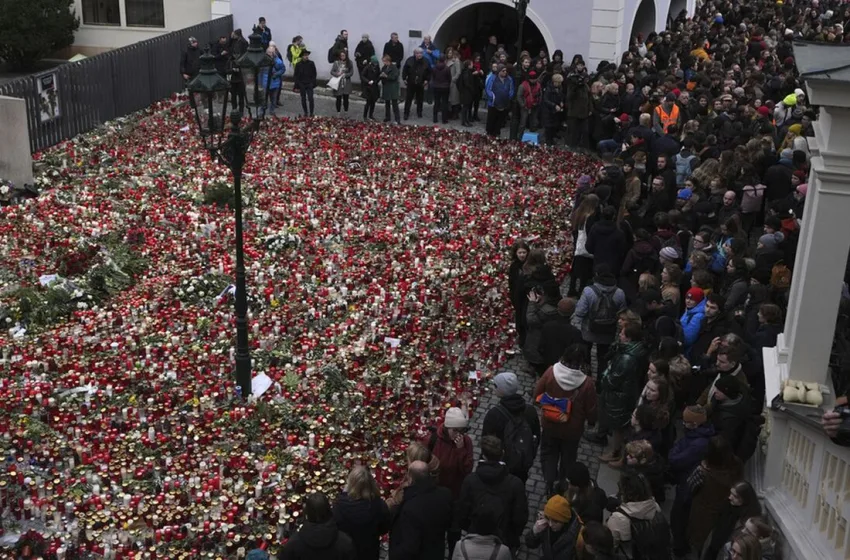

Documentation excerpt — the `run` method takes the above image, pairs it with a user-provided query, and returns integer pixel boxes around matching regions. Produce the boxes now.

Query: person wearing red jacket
[534,343,599,497]
[422,406,473,557]
[519,70,543,135]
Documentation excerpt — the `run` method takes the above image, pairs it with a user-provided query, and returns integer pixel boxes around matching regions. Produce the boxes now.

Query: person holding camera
[565,60,591,149]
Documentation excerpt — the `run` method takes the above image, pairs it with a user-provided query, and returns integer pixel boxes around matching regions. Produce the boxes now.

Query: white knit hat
[444,407,469,429]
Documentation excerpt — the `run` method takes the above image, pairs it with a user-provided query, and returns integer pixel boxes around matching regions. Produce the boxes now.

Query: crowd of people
[174,1,850,559]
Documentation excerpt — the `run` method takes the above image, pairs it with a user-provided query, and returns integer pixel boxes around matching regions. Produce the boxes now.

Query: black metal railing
[0,16,233,154]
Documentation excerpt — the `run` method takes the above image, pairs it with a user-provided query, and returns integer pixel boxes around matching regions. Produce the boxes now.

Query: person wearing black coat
[227,29,249,113]
[586,205,628,279]
[565,463,608,524]
[455,436,529,551]
[361,57,381,121]
[508,240,531,345]
[210,36,231,77]
[388,462,453,560]
[481,373,541,482]
[294,51,318,117]
[458,61,476,127]
[430,57,452,124]
[763,152,794,202]
[702,481,762,560]
[539,299,584,369]
[354,35,376,74]
[278,492,357,560]
[382,33,404,68]
[690,294,744,368]
[709,376,751,454]
[539,74,565,145]
[333,467,391,560]
[402,51,431,120]
[180,37,202,81]
[516,249,558,347]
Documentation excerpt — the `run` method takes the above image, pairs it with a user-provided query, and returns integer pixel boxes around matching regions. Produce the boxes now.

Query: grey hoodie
[451,534,512,560]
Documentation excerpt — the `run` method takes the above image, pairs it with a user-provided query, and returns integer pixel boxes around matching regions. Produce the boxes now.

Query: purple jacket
[668,423,715,482]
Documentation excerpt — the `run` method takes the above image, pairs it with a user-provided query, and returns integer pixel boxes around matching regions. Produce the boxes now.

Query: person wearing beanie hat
[482,372,541,482]
[421,406,473,525]
[668,405,715,553]
[757,105,771,118]
[527,494,584,559]
[757,231,784,253]
[659,246,681,264]
[792,183,808,217]
[680,287,706,355]
[566,462,608,524]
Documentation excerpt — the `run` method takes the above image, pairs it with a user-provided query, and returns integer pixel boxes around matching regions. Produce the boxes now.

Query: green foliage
[203,181,236,209]
[0,0,80,71]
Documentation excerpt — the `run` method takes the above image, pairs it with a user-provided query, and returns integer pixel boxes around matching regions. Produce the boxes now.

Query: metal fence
[0,16,233,154]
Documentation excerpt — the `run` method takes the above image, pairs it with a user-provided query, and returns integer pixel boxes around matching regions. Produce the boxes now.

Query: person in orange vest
[653,93,680,136]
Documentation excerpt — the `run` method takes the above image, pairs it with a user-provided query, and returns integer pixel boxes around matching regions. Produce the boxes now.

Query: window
[125,0,165,28]
[81,0,121,26]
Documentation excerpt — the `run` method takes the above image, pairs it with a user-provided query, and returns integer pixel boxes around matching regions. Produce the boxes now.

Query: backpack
[652,232,679,251]
[589,285,618,335]
[536,392,573,424]
[327,46,336,64]
[459,538,501,560]
[286,44,294,63]
[495,405,535,475]
[770,260,792,290]
[473,484,508,543]
[741,185,765,214]
[674,153,696,186]
[616,507,671,560]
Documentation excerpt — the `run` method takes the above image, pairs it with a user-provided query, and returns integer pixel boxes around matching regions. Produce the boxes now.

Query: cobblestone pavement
[274,87,512,138]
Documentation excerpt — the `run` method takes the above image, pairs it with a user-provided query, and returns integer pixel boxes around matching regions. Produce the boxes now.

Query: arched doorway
[433,1,550,61]
[667,0,687,28]
[630,0,657,42]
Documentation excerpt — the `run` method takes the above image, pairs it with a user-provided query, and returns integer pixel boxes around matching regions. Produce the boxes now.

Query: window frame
[80,0,122,27]
[124,0,166,29]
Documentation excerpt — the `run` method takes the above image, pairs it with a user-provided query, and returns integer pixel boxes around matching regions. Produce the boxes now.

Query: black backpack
[495,405,535,476]
[589,285,618,335]
[327,46,336,64]
[616,507,671,560]
[285,44,294,63]
[473,484,508,542]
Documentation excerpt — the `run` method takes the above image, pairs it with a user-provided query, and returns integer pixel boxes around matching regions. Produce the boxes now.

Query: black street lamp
[514,0,530,59]
[187,32,273,399]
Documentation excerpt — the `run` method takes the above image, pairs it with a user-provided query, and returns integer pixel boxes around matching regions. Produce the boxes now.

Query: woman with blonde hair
[334,465,391,560]
[661,263,683,308]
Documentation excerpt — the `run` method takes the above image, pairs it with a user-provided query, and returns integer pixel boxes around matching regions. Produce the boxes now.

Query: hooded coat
[278,519,357,560]
[597,341,650,430]
[451,535,512,560]
[534,363,599,441]
[333,493,391,560]
[455,461,529,549]
[606,498,662,544]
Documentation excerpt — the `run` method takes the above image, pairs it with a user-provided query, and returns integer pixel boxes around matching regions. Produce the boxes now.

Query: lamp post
[514,0,530,60]
[187,32,273,399]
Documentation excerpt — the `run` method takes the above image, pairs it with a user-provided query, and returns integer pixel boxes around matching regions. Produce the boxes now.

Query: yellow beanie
[544,495,572,523]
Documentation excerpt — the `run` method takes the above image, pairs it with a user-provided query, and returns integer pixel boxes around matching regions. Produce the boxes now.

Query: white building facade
[69,0,212,55]
[231,0,695,75]
[760,42,850,560]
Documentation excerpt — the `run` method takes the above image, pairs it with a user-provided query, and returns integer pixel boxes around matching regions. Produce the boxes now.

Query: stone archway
[630,0,657,41]
[431,0,555,58]
[667,0,687,28]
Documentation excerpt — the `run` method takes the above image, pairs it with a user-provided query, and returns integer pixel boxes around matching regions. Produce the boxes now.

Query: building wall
[232,0,592,77]
[70,0,211,54]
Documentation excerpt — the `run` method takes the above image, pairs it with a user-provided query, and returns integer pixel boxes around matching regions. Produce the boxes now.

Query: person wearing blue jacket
[680,287,706,355]
[685,230,726,275]
[260,46,285,117]
[419,36,441,68]
[484,65,514,137]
